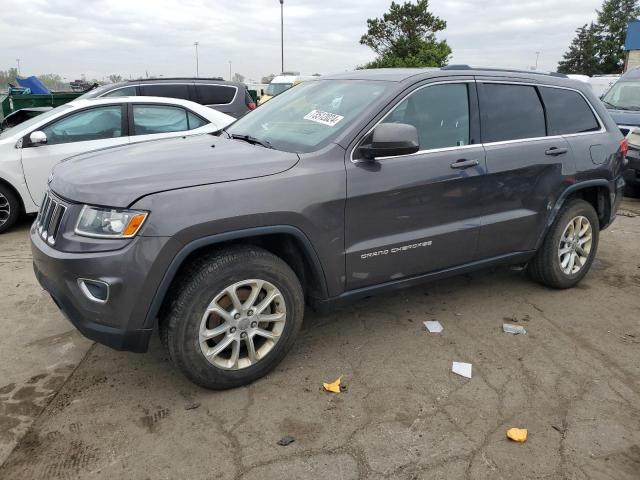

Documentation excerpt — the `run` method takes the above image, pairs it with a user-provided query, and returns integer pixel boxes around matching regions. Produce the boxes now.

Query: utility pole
[194,42,200,77]
[280,0,284,73]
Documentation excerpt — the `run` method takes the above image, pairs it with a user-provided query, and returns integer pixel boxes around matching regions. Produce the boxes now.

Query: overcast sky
[0,0,604,82]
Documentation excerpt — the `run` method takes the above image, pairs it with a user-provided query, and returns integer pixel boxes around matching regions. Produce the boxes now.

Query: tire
[528,198,599,289]
[0,184,20,234]
[160,245,304,390]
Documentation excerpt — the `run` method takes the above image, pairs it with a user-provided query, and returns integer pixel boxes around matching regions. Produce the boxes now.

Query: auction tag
[303,110,344,127]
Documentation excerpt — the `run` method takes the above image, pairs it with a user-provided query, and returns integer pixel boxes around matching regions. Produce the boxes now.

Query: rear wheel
[160,246,304,389]
[528,199,599,289]
[0,185,20,234]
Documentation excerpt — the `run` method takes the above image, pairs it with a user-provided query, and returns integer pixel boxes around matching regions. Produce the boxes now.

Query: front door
[21,104,129,205]
[345,81,486,290]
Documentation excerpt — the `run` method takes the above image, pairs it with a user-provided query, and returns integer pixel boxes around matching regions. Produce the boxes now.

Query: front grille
[36,192,67,245]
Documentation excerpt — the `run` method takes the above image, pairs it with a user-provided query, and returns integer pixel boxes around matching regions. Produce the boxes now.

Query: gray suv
[31,67,627,389]
[78,78,256,118]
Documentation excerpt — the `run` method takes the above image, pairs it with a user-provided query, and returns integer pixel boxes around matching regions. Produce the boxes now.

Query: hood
[606,108,640,127]
[50,134,299,207]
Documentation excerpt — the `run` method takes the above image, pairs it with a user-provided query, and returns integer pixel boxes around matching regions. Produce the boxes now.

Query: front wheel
[528,199,599,289]
[160,246,304,389]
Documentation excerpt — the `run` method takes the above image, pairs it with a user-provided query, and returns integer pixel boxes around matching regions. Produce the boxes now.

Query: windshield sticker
[303,110,344,127]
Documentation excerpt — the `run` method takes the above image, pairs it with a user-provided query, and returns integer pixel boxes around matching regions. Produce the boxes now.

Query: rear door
[194,84,240,116]
[139,83,192,101]
[21,104,129,205]
[476,80,576,258]
[129,103,216,142]
[345,80,486,290]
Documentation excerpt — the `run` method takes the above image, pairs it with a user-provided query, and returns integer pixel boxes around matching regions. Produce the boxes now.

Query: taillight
[620,138,629,157]
[247,102,257,110]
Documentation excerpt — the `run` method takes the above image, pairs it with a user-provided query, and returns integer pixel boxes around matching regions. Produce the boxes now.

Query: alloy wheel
[198,279,286,370]
[0,193,10,227]
[558,215,593,275]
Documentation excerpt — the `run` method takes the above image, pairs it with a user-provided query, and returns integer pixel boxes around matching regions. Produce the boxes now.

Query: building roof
[625,19,640,50]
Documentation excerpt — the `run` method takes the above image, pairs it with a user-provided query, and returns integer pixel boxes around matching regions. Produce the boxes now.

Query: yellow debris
[506,427,528,443]
[323,376,342,393]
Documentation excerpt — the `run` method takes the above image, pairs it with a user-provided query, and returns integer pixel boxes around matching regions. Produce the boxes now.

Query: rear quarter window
[539,87,600,135]
[479,83,546,143]
[196,85,237,105]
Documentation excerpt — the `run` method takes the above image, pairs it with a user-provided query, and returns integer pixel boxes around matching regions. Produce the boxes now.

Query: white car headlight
[75,205,148,239]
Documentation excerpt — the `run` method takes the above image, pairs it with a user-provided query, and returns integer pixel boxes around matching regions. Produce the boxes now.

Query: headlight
[75,205,148,239]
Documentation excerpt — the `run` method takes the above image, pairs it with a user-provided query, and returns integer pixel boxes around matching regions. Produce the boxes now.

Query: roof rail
[441,65,567,78]
[124,77,226,82]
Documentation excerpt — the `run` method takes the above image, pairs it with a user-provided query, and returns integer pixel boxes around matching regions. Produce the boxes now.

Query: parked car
[78,78,255,118]
[0,96,234,233]
[31,67,626,389]
[623,127,640,196]
[257,73,315,105]
[601,67,640,136]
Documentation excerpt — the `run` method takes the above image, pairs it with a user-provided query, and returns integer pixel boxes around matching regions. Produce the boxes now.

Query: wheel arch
[535,179,611,250]
[145,225,329,328]
[0,176,25,215]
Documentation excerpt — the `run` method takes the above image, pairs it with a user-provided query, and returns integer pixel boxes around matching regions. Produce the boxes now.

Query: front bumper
[30,226,179,352]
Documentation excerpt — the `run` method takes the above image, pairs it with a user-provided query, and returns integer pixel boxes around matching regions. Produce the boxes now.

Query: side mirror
[359,123,419,160]
[29,131,48,146]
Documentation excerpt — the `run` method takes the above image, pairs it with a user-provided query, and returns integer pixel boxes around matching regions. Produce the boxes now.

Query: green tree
[558,23,600,75]
[359,0,451,68]
[38,74,69,91]
[0,68,19,87]
[558,0,640,74]
[596,0,640,73]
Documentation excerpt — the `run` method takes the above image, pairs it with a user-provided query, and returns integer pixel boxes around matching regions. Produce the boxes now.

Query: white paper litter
[452,362,472,379]
[503,324,527,335]
[423,320,443,333]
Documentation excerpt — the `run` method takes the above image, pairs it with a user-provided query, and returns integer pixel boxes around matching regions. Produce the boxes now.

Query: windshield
[264,83,293,96]
[0,104,72,138]
[227,80,390,153]
[602,81,640,109]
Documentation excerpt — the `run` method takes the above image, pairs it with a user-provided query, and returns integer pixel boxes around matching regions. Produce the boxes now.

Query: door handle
[450,159,479,169]
[545,147,568,156]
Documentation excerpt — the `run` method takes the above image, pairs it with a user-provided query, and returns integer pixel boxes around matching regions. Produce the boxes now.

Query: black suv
[31,67,626,389]
[78,78,256,118]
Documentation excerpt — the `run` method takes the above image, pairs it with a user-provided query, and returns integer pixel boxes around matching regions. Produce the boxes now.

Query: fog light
[78,278,109,304]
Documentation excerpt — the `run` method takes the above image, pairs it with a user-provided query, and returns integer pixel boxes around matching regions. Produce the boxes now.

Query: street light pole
[194,42,200,77]
[535,51,540,70]
[16,58,20,75]
[229,61,232,81]
[280,0,284,73]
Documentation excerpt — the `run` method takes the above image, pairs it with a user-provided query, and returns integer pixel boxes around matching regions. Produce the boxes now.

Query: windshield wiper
[230,133,273,149]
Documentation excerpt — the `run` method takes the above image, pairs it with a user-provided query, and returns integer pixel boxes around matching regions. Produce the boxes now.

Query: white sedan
[0,96,234,232]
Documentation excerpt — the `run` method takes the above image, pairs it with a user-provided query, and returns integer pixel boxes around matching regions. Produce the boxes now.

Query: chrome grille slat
[36,191,67,246]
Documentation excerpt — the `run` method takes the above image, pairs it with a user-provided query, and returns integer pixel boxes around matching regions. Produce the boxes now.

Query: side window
[197,85,237,104]
[480,83,546,143]
[139,84,191,100]
[41,106,122,145]
[103,86,136,97]
[382,83,470,150]
[132,105,189,135]
[540,87,600,135]
[187,111,208,129]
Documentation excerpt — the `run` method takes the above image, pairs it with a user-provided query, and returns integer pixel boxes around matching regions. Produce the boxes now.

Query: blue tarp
[16,76,51,95]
